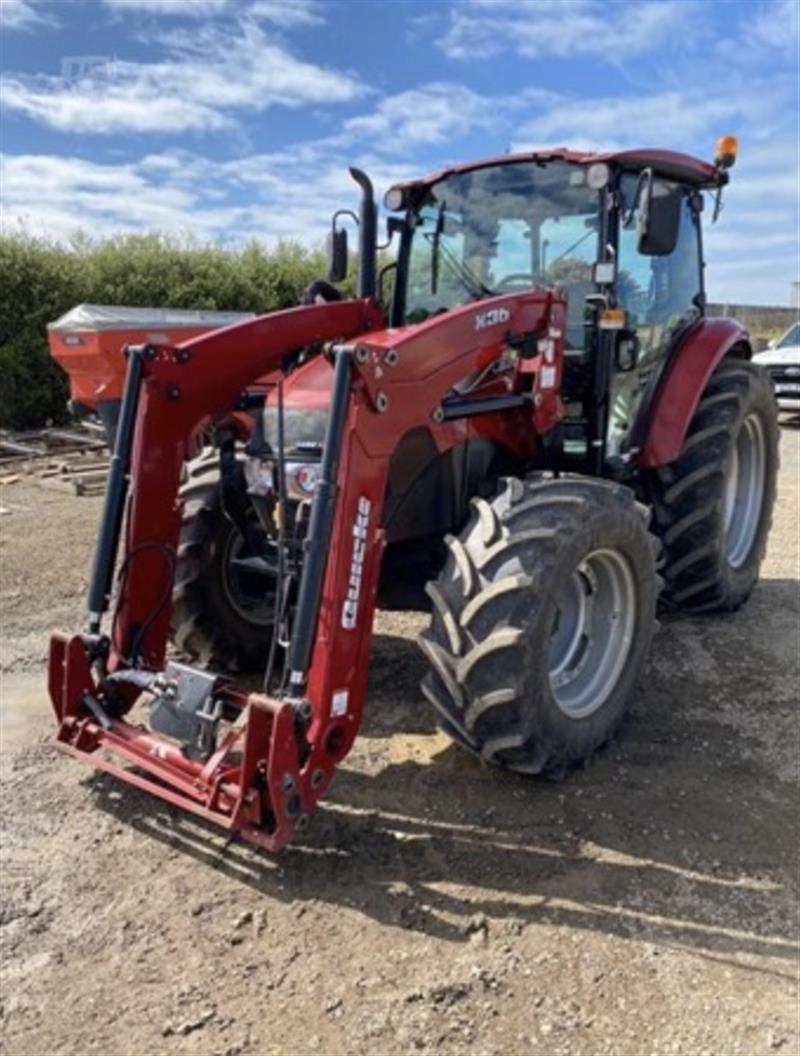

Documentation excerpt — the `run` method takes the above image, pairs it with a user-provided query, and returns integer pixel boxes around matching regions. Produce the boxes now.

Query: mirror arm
[378,260,397,303]
[332,209,358,233]
[378,215,405,250]
[712,186,724,223]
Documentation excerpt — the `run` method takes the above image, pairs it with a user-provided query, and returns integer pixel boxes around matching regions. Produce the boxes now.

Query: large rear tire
[419,477,660,775]
[170,456,275,671]
[644,359,779,613]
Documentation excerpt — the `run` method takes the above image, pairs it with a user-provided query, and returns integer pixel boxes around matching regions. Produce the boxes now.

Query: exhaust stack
[349,167,377,300]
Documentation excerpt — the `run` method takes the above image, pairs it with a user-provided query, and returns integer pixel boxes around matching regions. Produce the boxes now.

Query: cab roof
[400,147,721,192]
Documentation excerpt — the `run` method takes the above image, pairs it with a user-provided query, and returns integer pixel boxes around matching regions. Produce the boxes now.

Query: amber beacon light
[714,135,739,169]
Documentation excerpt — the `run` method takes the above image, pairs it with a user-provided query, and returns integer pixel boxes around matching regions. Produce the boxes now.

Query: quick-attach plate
[149,661,224,760]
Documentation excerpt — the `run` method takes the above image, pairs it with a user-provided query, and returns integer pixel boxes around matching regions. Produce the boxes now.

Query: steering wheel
[301,279,343,305]
[493,273,539,292]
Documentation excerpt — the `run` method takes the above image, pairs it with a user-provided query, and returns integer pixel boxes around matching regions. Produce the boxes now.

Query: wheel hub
[222,530,278,626]
[723,412,766,569]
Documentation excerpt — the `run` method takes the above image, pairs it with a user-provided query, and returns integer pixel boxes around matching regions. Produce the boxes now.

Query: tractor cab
[330,142,735,475]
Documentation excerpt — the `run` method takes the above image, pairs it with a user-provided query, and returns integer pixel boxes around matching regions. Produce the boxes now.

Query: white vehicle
[754,321,800,412]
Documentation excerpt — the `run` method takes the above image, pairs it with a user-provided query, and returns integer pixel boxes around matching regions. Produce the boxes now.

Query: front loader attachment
[47,288,562,850]
[49,632,306,849]
[47,300,384,850]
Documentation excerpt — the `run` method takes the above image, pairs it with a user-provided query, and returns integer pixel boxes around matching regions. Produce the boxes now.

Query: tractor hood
[260,287,561,458]
[260,354,333,455]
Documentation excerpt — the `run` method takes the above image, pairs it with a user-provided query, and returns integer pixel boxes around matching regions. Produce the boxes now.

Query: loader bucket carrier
[47,141,780,851]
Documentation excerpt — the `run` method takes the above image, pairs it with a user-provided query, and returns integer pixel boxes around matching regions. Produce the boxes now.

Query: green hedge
[0,232,341,430]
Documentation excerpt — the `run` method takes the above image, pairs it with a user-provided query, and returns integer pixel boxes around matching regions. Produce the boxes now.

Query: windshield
[403,161,600,335]
[777,322,800,348]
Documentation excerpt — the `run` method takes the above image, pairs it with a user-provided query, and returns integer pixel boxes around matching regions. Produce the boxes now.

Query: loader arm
[49,290,564,850]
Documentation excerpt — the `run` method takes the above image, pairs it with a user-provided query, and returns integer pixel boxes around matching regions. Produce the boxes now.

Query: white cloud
[248,0,323,27]
[703,140,800,307]
[510,88,776,154]
[441,0,706,61]
[0,20,363,134]
[1,76,231,133]
[102,0,324,23]
[740,0,800,55]
[0,153,244,242]
[333,82,560,156]
[102,0,232,15]
[1,79,571,246]
[0,148,410,249]
[341,83,497,152]
[0,0,55,31]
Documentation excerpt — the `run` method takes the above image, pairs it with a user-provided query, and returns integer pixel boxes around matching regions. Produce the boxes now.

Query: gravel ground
[0,425,798,1056]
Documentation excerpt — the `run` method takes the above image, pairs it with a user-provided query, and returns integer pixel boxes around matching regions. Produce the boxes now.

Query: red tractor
[48,138,779,850]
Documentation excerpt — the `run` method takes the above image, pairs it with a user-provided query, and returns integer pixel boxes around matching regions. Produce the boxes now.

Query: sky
[0,0,798,305]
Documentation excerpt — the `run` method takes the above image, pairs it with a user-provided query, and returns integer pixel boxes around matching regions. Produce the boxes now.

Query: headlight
[245,457,322,500]
[384,186,405,211]
[587,162,610,190]
[293,464,320,495]
[244,457,275,497]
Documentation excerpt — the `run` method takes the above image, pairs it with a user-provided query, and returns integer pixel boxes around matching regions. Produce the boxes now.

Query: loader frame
[49,290,566,850]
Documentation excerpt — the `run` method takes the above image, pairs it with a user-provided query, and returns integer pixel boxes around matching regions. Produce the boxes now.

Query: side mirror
[327,225,348,283]
[638,178,682,256]
[615,331,640,372]
[768,337,777,350]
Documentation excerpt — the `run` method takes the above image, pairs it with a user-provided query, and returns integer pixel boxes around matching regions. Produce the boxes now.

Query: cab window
[616,175,702,332]
[607,175,703,458]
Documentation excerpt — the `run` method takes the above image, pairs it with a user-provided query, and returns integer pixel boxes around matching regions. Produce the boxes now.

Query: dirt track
[1,427,798,1056]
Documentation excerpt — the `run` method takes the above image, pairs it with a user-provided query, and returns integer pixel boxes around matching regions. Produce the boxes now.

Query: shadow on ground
[87,578,798,976]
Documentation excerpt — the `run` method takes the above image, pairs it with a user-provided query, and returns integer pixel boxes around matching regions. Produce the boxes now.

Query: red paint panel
[640,317,749,468]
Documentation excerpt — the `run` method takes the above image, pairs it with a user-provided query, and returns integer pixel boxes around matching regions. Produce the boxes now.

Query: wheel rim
[548,548,637,719]
[221,530,276,626]
[723,412,766,569]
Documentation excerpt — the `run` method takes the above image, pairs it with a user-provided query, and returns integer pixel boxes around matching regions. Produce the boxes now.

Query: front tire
[170,456,275,671]
[419,477,660,775]
[645,359,779,613]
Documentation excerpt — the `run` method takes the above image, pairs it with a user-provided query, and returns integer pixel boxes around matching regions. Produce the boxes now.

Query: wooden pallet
[0,425,107,466]
[0,425,109,496]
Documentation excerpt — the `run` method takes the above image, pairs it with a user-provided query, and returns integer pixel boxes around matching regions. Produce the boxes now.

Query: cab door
[607,175,704,459]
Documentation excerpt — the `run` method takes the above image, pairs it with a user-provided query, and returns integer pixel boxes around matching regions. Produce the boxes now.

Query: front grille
[768,364,800,382]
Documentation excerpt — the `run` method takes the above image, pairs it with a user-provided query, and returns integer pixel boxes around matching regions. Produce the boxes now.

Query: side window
[616,176,702,332]
[608,176,702,457]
